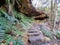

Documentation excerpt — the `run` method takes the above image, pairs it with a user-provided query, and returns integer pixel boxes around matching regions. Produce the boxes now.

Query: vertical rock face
[19,0,40,17]
[17,0,49,20]
[0,0,49,20]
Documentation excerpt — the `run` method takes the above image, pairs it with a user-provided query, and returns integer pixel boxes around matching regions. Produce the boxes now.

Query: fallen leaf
[44,37,51,42]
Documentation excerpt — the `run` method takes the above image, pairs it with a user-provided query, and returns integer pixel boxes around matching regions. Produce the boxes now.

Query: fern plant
[0,7,35,44]
[0,0,35,45]
[14,10,35,30]
[0,9,24,45]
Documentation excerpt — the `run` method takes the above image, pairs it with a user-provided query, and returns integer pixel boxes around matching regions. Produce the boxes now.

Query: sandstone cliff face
[19,0,39,17]
[0,0,49,20]
[17,0,49,20]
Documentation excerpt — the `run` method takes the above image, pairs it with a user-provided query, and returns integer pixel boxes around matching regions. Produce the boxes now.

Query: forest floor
[27,21,60,45]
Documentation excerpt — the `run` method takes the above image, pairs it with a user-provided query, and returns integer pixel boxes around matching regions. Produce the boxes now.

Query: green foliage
[0,0,35,44]
[40,26,53,39]
[0,9,24,45]
[5,34,24,45]
[0,7,34,44]
[6,0,10,4]
[14,10,35,30]
[54,30,60,38]
[42,30,53,38]
[40,25,60,39]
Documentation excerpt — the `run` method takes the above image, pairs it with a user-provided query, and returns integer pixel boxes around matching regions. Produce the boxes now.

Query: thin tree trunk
[51,0,57,31]
[51,0,58,45]
[52,0,58,33]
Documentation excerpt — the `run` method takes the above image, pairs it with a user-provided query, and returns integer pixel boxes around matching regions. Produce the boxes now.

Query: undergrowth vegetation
[0,8,34,45]
[0,0,60,45]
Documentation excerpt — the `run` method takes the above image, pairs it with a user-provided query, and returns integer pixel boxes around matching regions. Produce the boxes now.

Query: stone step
[28,34,40,37]
[27,23,44,45]
[28,27,40,30]
[28,36,43,42]
[28,30,38,33]
[28,29,40,33]
[27,31,40,36]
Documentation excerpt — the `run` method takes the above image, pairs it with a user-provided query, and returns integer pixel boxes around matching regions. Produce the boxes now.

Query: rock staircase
[23,22,59,45]
[27,23,44,45]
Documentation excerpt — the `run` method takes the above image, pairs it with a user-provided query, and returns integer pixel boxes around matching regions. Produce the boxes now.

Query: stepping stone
[27,23,44,45]
[28,35,43,42]
[28,30,38,33]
